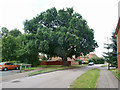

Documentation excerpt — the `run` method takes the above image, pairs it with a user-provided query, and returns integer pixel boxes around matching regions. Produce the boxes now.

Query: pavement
[97,66,120,89]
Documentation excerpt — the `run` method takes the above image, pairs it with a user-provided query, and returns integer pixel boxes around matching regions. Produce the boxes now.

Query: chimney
[118,1,120,18]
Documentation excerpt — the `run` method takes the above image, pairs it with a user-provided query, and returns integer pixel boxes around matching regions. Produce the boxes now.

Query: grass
[21,65,50,70]
[28,64,86,76]
[70,69,100,88]
[101,64,107,67]
[110,69,120,80]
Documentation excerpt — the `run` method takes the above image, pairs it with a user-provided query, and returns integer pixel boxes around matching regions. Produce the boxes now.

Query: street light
[105,37,110,70]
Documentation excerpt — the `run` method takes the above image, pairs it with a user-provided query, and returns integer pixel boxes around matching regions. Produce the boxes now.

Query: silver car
[88,62,94,65]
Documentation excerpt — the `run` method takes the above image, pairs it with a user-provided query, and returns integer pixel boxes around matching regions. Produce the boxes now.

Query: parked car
[88,62,94,65]
[0,62,19,71]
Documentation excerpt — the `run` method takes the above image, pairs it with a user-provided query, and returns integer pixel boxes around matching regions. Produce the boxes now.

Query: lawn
[70,69,100,88]
[28,64,87,76]
[110,69,120,80]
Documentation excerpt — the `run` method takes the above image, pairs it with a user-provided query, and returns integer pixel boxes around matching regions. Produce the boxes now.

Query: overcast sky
[0,0,120,57]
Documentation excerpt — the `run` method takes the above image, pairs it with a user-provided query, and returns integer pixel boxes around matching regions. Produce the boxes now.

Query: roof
[89,53,98,58]
[114,18,120,37]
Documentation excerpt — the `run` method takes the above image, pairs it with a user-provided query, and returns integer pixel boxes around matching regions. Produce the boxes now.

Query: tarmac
[0,65,120,89]
[1,68,43,83]
[97,66,120,90]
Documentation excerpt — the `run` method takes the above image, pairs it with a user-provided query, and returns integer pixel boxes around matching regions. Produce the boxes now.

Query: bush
[79,60,82,65]
[76,59,82,65]
[88,57,105,64]
[42,57,47,61]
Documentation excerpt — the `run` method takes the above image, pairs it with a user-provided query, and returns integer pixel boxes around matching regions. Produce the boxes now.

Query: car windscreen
[0,63,4,65]
[5,63,13,65]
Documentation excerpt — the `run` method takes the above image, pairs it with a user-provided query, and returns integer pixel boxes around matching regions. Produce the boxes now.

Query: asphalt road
[0,70,21,77]
[2,65,102,88]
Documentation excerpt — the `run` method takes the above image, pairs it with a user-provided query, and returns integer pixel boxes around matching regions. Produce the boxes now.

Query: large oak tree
[24,7,98,66]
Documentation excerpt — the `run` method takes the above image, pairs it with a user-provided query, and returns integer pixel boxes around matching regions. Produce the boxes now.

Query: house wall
[78,53,98,61]
[117,28,120,71]
[71,61,79,65]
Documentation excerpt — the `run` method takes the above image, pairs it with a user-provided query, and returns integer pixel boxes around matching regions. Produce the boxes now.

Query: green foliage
[24,7,98,66]
[1,28,40,66]
[111,69,120,79]
[1,7,98,66]
[9,28,22,37]
[2,35,17,61]
[1,27,9,36]
[42,57,47,61]
[88,57,105,64]
[76,59,82,65]
[103,32,117,67]
[78,60,82,65]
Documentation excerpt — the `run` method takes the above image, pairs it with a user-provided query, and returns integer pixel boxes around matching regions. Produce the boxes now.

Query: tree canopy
[24,7,98,66]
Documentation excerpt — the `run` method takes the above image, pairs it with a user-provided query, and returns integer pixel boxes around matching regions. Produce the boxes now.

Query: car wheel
[16,67,19,70]
[4,67,8,71]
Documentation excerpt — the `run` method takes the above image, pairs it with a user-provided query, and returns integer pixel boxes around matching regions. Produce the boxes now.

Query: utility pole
[105,37,110,70]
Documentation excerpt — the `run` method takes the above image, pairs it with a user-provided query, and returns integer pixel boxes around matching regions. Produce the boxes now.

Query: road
[2,65,102,88]
[0,70,21,77]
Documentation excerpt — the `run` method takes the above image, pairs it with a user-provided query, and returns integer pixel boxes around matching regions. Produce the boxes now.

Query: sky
[0,0,120,57]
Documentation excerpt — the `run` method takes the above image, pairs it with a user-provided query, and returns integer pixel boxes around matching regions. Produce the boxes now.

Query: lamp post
[105,37,110,70]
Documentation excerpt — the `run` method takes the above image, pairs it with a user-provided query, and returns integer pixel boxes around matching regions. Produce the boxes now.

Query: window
[80,57,84,59]
[0,63,4,65]
[5,63,13,65]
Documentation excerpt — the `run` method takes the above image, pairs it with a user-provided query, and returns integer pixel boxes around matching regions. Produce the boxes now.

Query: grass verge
[101,64,107,67]
[22,65,51,71]
[110,69,120,80]
[28,64,87,76]
[70,69,100,88]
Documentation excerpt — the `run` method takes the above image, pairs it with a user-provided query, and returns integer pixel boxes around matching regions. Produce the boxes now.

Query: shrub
[42,57,47,61]
[88,57,105,64]
[78,60,82,65]
[76,59,82,65]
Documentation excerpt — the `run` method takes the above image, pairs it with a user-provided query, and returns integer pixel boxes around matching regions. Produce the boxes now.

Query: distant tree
[24,7,98,66]
[88,57,105,64]
[1,27,9,37]
[2,35,17,61]
[2,28,22,62]
[103,32,117,68]
[9,28,22,37]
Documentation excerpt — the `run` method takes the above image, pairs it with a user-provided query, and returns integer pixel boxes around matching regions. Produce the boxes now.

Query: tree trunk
[62,56,70,66]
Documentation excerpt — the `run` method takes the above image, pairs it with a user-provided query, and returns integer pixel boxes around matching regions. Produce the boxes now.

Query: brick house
[77,53,98,61]
[114,1,120,72]
[114,18,120,71]
[51,55,79,65]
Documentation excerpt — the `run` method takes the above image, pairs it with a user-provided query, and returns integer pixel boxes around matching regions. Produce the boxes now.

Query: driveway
[2,65,102,88]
